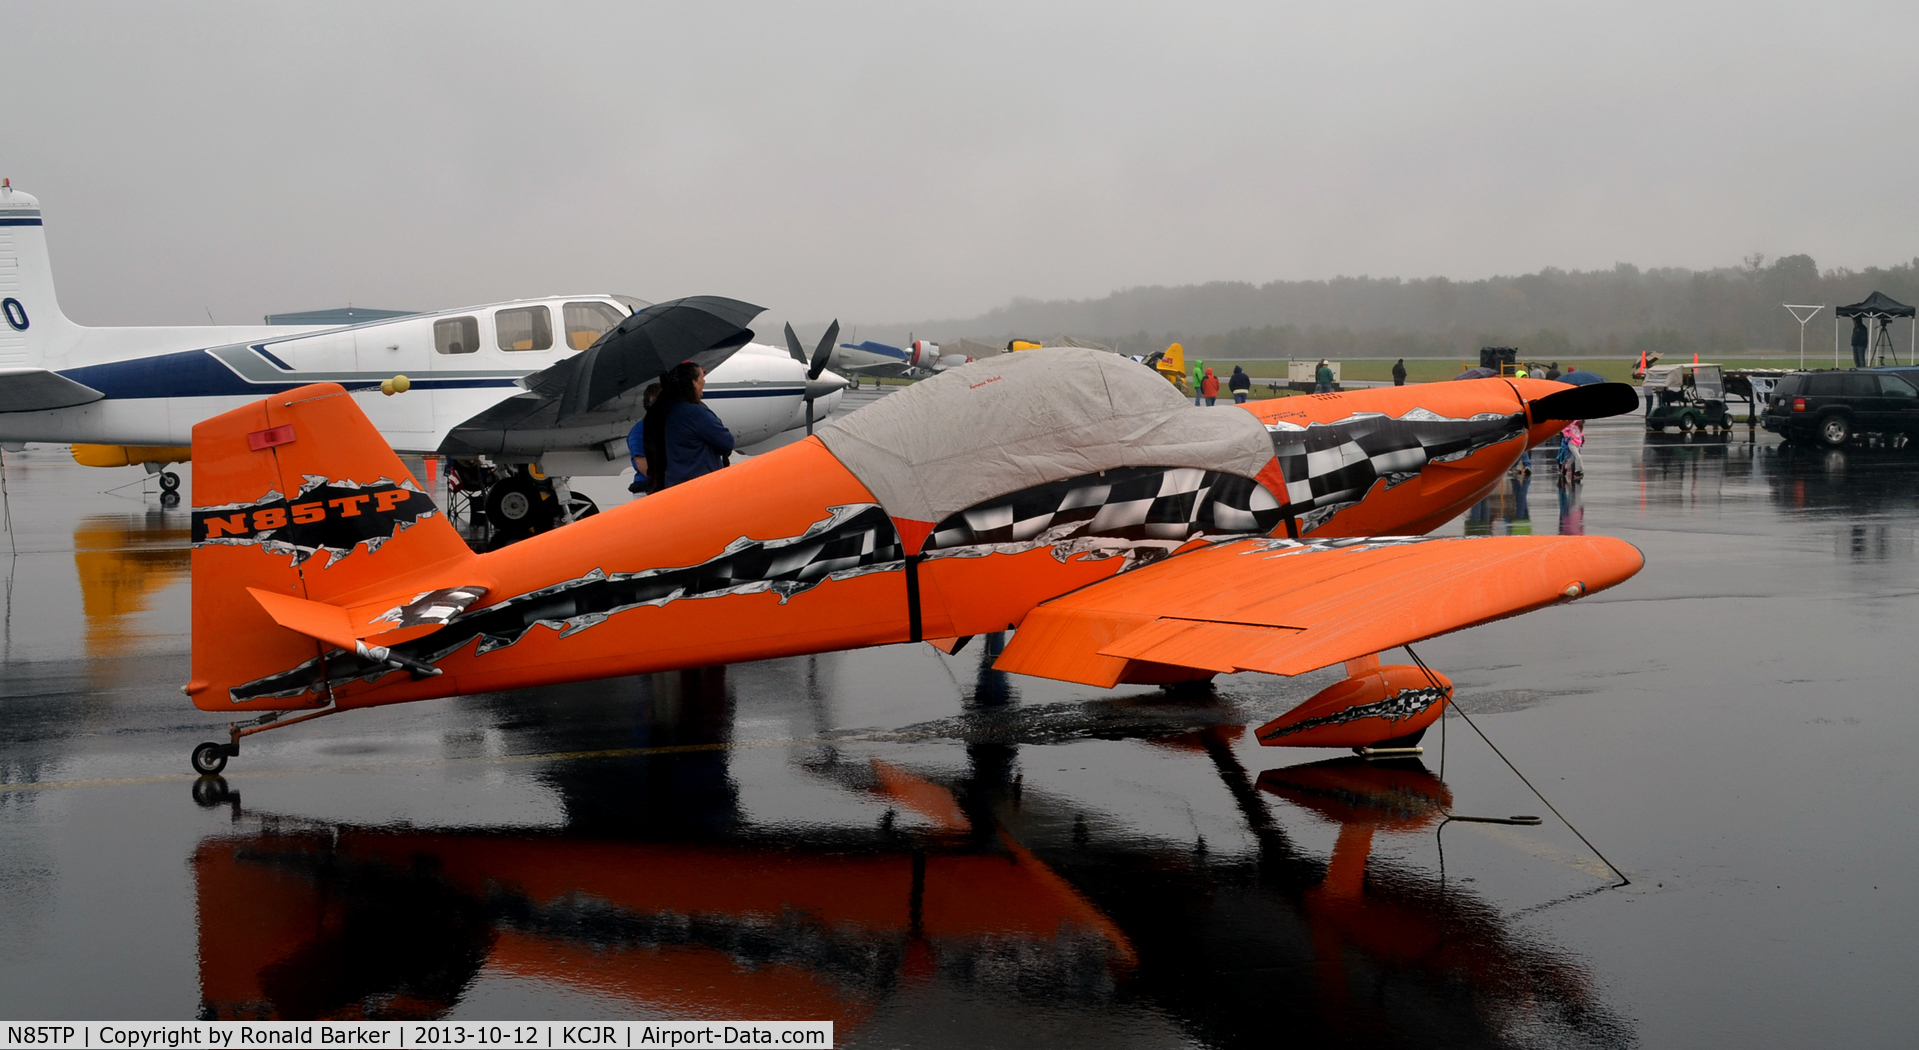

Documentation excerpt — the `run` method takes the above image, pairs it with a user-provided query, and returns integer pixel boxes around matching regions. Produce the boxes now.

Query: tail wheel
[191,742,229,776]
[1820,414,1852,448]
[158,470,181,492]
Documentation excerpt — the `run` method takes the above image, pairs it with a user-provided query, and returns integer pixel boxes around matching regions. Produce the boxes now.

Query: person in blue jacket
[625,382,663,494]
[643,363,734,493]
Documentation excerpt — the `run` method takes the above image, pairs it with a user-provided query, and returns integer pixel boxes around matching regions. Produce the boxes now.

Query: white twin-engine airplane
[0,181,845,532]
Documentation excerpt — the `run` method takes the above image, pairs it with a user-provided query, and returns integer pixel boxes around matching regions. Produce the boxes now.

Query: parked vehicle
[1760,369,1919,447]
[1644,364,1732,433]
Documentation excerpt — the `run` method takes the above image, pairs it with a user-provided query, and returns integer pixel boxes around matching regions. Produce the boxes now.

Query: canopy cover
[1642,363,1724,399]
[815,348,1275,528]
[1836,291,1916,319]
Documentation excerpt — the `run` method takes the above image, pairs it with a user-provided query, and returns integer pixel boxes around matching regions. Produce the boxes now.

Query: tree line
[880,254,1919,359]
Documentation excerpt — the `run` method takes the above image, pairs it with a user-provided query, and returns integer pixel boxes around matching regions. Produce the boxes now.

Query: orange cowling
[1255,664,1451,748]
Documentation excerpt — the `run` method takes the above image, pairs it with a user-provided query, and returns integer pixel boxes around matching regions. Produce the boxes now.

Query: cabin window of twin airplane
[434,316,480,355]
[565,301,625,351]
[496,305,554,352]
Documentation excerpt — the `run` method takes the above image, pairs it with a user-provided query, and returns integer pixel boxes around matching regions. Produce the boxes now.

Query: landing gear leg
[188,705,343,775]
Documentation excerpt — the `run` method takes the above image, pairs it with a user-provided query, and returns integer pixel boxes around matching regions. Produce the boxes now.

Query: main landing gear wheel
[1820,415,1852,448]
[563,492,599,522]
[158,470,181,492]
[484,473,554,538]
[191,742,230,776]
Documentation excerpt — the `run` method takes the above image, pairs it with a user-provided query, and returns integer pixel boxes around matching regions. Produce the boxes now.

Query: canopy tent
[1833,291,1916,366]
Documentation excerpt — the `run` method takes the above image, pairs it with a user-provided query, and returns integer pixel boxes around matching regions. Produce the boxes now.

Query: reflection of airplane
[187,730,1624,1039]
[180,348,1644,774]
[72,513,191,658]
[0,182,843,529]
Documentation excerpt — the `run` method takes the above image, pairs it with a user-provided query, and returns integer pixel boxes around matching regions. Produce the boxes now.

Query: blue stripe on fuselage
[57,348,519,398]
[56,347,800,401]
[0,217,44,226]
[843,341,908,362]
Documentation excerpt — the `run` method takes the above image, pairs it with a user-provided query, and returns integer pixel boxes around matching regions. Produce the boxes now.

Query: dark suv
[1762,369,1919,447]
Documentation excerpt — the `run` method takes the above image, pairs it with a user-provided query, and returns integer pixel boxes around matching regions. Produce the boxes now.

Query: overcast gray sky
[2,1,1913,331]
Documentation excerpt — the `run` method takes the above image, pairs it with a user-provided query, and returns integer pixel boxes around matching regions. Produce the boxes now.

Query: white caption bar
[0,1023,833,1050]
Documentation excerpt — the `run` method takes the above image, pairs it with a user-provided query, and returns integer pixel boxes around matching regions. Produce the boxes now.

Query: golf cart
[1644,363,1732,433]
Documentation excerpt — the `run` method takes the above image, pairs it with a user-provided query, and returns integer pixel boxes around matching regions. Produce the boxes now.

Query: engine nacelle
[1255,664,1451,749]
[910,339,938,368]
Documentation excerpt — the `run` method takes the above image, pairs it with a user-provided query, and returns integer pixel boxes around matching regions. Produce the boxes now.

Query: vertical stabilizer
[0,181,80,367]
[188,383,479,710]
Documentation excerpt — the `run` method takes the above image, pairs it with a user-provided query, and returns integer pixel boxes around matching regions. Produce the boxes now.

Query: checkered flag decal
[924,466,1282,552]
[1268,409,1528,532]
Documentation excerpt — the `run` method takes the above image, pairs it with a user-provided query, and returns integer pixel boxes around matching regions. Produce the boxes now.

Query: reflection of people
[1230,365,1251,403]
[1391,359,1407,386]
[1852,316,1869,368]
[643,364,734,492]
[1509,472,1532,534]
[1557,477,1585,535]
[626,382,663,495]
[1201,368,1219,406]
[1315,360,1334,393]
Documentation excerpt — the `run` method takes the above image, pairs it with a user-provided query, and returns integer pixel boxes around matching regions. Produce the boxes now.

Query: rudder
[187,383,475,710]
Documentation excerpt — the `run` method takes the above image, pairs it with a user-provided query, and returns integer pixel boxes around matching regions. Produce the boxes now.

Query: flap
[994,534,1642,687]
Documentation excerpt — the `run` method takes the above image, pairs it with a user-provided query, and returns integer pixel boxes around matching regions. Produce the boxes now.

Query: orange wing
[993,535,1642,687]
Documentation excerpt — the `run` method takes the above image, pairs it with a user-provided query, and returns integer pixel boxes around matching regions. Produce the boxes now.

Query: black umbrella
[1454,366,1498,380]
[549,296,763,419]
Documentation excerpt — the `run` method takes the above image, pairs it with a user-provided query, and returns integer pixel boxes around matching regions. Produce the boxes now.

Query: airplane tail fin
[187,383,479,711]
[1155,342,1186,382]
[0,181,83,367]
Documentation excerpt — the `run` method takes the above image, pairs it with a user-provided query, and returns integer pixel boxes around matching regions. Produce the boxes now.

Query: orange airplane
[183,349,1643,774]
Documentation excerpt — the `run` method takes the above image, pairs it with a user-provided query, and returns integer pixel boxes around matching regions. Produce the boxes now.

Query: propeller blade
[783,322,807,365]
[809,319,841,380]
[1529,382,1641,424]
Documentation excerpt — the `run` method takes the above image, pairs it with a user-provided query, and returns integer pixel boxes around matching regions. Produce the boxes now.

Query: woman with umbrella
[643,362,735,492]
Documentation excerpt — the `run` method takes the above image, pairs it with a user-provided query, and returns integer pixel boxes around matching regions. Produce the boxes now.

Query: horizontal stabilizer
[0,367,103,413]
[247,584,489,651]
[994,534,1643,687]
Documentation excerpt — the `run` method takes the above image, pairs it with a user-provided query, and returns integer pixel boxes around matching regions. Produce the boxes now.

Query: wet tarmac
[1,417,1915,1047]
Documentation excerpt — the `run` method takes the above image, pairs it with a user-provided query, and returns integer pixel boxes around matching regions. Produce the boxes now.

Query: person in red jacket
[1200,367,1220,406]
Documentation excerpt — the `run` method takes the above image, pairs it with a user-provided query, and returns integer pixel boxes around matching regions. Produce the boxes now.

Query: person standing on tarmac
[1200,367,1220,406]
[1229,365,1251,403]
[1193,361,1206,406]
[1315,360,1334,393]
[625,382,663,495]
[643,363,734,493]
[1852,316,1870,368]
[1391,359,1407,386]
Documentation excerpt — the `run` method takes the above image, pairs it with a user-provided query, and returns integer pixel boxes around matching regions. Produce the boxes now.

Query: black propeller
[784,320,841,435]
[1528,382,1641,425]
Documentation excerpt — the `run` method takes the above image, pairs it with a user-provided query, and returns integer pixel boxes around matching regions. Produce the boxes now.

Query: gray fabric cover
[816,348,1277,526]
